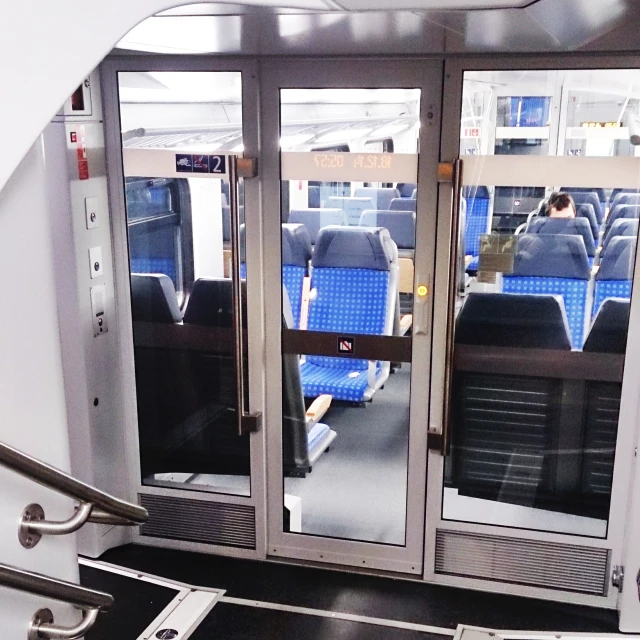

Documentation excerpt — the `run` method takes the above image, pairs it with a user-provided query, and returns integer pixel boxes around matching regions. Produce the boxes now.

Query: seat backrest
[183,278,246,326]
[601,219,639,256]
[308,185,321,208]
[327,196,375,225]
[288,208,345,243]
[463,187,491,258]
[130,273,182,323]
[611,192,640,210]
[397,183,417,198]
[456,292,572,350]
[565,191,603,224]
[576,203,598,240]
[282,223,312,329]
[359,210,415,249]
[593,236,636,317]
[503,234,590,347]
[389,198,416,212]
[607,204,640,234]
[526,217,596,257]
[583,298,630,353]
[308,226,397,370]
[610,188,640,204]
[353,187,400,211]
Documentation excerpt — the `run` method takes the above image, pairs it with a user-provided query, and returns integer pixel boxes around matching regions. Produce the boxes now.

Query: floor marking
[220,596,456,635]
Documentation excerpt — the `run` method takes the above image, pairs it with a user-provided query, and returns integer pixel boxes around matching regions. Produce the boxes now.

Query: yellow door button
[417,284,428,297]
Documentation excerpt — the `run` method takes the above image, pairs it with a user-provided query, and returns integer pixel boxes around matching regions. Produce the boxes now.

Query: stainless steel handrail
[0,440,147,548]
[0,441,147,524]
[0,563,112,640]
[0,563,113,611]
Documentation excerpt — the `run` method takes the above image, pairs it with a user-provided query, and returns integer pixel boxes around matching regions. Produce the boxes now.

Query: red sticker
[76,125,89,180]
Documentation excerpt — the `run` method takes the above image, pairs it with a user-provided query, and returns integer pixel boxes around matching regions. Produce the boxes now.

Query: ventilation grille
[140,494,256,549]
[435,530,609,595]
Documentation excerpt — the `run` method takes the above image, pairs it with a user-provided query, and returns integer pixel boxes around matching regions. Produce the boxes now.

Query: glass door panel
[116,71,252,497]
[441,67,640,539]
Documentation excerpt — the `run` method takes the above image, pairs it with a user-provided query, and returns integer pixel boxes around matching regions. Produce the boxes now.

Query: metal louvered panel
[435,530,609,595]
[582,382,620,497]
[140,494,256,549]
[453,374,557,498]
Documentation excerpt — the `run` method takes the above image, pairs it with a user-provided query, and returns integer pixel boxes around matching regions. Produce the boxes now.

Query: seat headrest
[597,236,636,280]
[576,203,595,217]
[282,223,312,267]
[612,193,640,208]
[602,219,639,253]
[389,198,417,212]
[462,186,490,199]
[359,210,415,249]
[183,278,246,326]
[313,226,396,271]
[526,217,595,256]
[353,187,400,209]
[288,208,345,243]
[583,298,630,353]
[397,183,417,198]
[611,204,640,219]
[130,274,182,323]
[511,234,590,279]
[562,187,606,202]
[455,293,572,350]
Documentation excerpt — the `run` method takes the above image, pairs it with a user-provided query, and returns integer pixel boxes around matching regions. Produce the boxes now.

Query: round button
[94,262,100,271]
[417,284,428,297]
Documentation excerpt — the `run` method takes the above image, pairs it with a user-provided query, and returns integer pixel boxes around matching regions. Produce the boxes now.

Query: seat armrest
[306,394,332,428]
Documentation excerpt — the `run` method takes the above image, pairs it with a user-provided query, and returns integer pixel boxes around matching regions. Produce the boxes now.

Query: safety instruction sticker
[478,234,516,274]
[337,336,355,354]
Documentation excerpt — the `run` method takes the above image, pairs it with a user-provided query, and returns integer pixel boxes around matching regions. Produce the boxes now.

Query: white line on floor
[220,595,457,635]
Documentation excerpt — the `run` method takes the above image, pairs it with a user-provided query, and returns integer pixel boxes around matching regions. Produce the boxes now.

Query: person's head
[547,191,576,218]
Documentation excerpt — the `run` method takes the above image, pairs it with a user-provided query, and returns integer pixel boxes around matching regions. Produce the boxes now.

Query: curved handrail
[0,441,147,524]
[0,563,113,611]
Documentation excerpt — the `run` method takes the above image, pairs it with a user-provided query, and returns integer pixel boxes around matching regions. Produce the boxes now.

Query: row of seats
[289,208,415,250]
[502,234,635,348]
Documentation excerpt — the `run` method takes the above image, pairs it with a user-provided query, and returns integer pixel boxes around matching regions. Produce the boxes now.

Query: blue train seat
[576,203,598,241]
[564,191,603,224]
[288,208,345,243]
[563,188,606,220]
[503,235,591,348]
[282,223,312,329]
[593,236,636,317]
[359,210,415,251]
[300,226,398,403]
[463,186,491,272]
[389,198,416,212]
[411,188,417,199]
[601,219,639,257]
[131,273,182,324]
[456,292,572,350]
[583,298,630,354]
[526,217,596,257]
[353,187,400,210]
[606,204,640,236]
[397,183,417,198]
[610,188,640,205]
[610,192,640,210]
[327,196,375,225]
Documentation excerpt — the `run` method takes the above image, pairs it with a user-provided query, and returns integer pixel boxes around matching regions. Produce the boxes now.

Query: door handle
[229,155,262,435]
[430,159,463,456]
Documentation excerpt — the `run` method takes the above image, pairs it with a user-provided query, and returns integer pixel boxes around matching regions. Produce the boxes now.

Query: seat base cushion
[301,362,371,402]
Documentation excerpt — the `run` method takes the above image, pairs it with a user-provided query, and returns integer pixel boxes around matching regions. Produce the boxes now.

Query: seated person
[544,191,576,218]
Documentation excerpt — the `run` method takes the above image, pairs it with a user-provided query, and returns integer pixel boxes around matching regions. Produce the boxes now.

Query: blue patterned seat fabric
[130,257,177,288]
[463,186,490,271]
[502,234,590,348]
[281,223,312,329]
[300,226,396,402]
[593,235,636,318]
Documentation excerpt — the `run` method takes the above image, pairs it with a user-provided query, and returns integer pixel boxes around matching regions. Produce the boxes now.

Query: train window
[117,71,252,497]
[279,87,420,545]
[445,68,640,538]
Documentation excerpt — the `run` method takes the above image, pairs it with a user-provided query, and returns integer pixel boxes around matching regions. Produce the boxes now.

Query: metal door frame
[102,55,267,560]
[424,53,640,609]
[261,57,443,574]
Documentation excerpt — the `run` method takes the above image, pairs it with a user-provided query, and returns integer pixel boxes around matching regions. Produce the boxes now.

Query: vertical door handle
[229,155,262,435]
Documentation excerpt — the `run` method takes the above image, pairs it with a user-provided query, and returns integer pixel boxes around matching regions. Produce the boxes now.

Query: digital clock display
[313,153,393,170]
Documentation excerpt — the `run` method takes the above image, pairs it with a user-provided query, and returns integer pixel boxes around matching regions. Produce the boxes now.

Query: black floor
[80,564,178,640]
[99,545,619,633]
[192,603,448,640]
